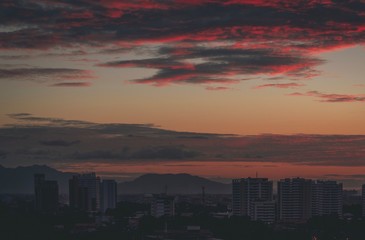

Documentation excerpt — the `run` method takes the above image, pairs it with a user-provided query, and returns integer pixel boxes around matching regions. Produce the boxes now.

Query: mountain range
[0,165,231,195]
[118,173,230,194]
[0,164,73,194]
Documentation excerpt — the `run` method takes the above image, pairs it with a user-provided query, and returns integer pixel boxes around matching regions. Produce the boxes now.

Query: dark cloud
[39,140,80,147]
[50,82,92,87]
[0,68,94,83]
[100,47,322,86]
[1,114,365,167]
[15,148,49,156]
[325,174,365,179]
[8,113,94,127]
[72,150,124,160]
[8,113,32,118]
[0,150,7,159]
[7,113,224,138]
[71,146,200,161]
[132,146,201,160]
[0,55,32,60]
[289,91,365,102]
[1,0,364,86]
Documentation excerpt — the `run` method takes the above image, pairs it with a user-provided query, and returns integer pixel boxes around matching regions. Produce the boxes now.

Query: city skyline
[1,1,365,184]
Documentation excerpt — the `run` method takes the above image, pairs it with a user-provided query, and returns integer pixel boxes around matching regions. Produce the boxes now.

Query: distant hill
[118,173,231,194]
[0,165,73,194]
[0,165,231,195]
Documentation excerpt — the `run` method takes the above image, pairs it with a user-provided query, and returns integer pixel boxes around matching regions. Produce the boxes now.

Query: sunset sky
[1,0,365,187]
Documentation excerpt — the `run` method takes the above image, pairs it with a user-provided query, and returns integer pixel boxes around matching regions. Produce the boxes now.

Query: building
[232,178,273,220]
[100,180,117,213]
[278,178,343,222]
[151,194,175,217]
[277,178,313,222]
[361,184,365,217]
[312,180,342,217]
[69,173,101,212]
[34,174,59,212]
[250,200,276,224]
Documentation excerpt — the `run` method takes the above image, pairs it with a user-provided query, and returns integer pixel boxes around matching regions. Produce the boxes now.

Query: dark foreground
[1,195,364,240]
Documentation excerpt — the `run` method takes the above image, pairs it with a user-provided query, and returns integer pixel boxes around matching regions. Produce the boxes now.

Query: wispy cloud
[99,48,321,86]
[50,82,92,87]
[206,86,231,91]
[254,83,305,89]
[0,68,94,83]
[289,91,365,102]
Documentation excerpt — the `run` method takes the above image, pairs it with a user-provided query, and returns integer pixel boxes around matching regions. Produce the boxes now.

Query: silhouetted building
[151,194,175,217]
[312,180,342,217]
[278,178,313,222]
[232,178,273,221]
[362,184,365,217]
[100,180,117,213]
[69,173,100,212]
[34,174,59,212]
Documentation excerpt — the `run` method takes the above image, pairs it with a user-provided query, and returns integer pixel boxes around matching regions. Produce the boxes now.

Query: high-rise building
[151,194,175,217]
[34,174,59,212]
[312,180,342,217]
[278,178,343,222]
[100,180,117,213]
[232,178,273,219]
[69,173,101,212]
[277,178,313,222]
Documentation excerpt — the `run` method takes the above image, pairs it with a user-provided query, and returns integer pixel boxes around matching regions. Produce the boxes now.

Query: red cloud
[254,83,305,89]
[2,0,365,89]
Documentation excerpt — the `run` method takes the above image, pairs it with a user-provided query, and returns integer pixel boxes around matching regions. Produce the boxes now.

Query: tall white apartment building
[232,178,273,222]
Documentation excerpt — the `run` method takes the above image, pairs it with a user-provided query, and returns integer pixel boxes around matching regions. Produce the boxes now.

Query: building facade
[278,178,313,222]
[232,178,273,221]
[278,178,343,222]
[34,174,59,212]
[312,180,342,217]
[151,194,175,218]
[69,173,101,212]
[100,180,117,213]
[250,200,276,223]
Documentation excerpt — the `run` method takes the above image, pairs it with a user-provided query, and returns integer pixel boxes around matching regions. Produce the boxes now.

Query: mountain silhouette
[0,165,231,195]
[0,165,73,194]
[118,173,231,194]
